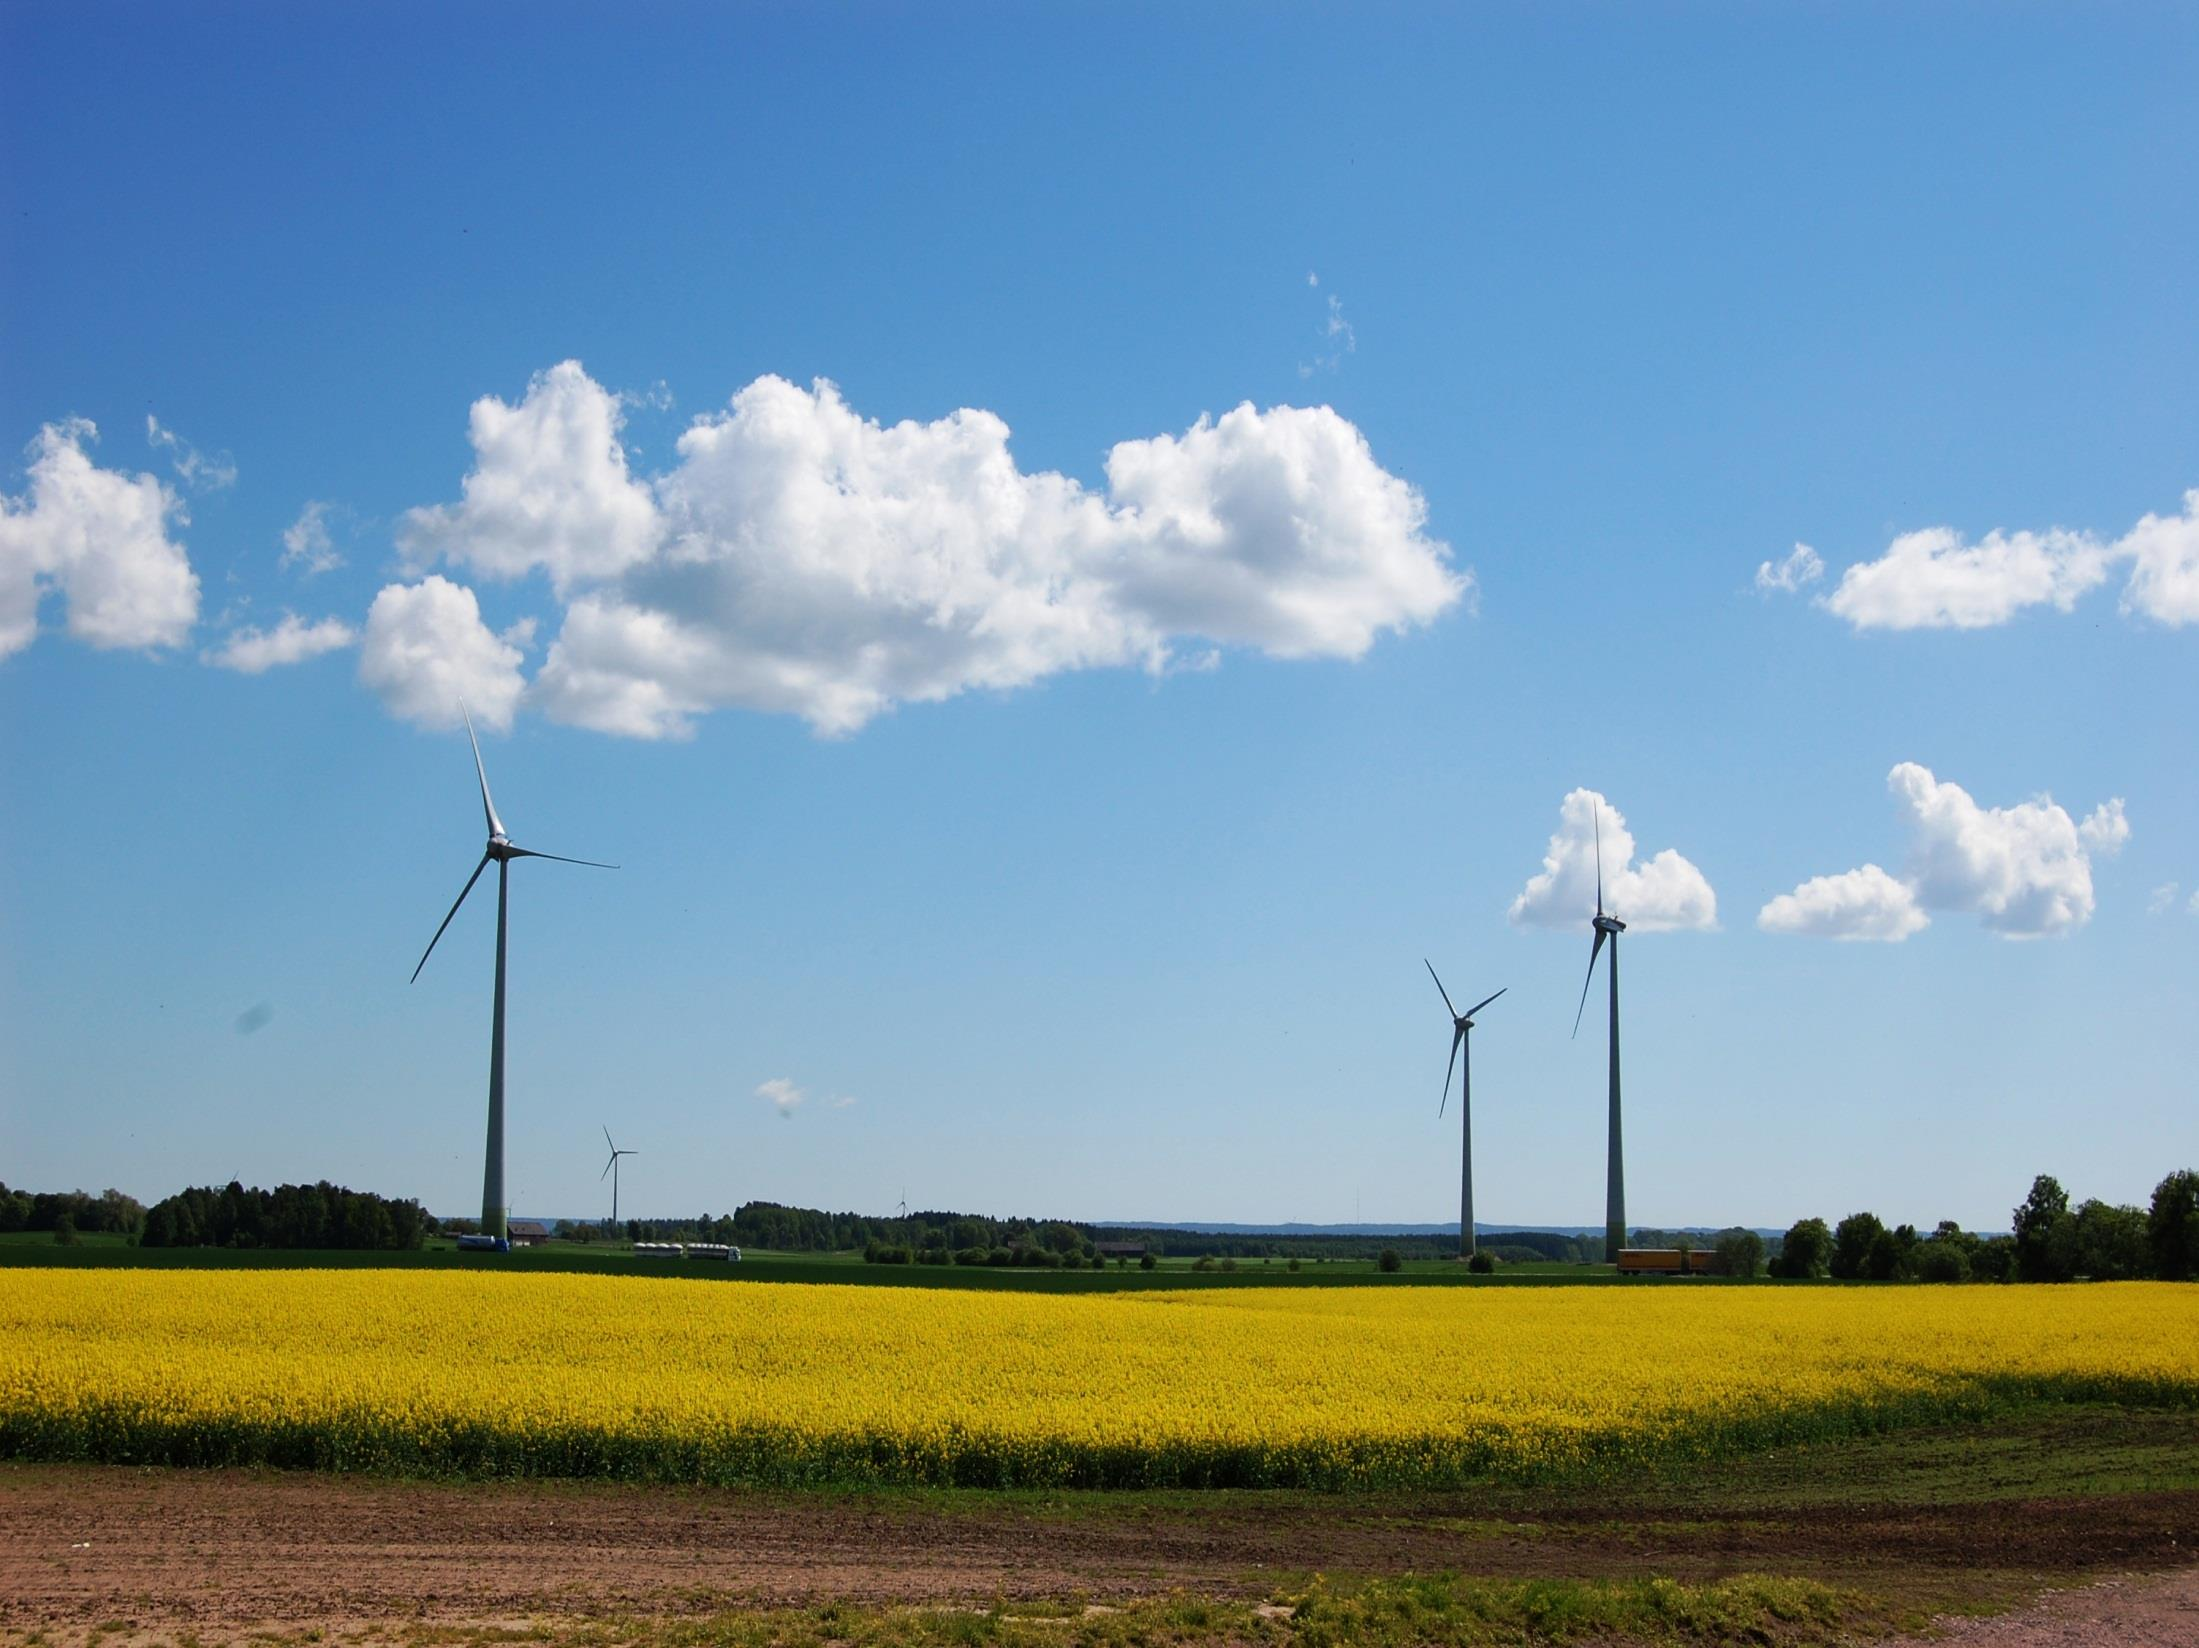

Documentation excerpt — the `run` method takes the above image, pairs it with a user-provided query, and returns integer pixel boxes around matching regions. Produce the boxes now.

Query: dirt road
[1907,1566,2199,1647]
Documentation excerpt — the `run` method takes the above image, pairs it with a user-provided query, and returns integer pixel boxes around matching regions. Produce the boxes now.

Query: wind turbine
[600,1127,637,1229]
[1571,807,1628,1265]
[1426,962,1504,1262]
[410,707,614,1245]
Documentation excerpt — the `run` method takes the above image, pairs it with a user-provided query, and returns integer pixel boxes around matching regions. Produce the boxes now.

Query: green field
[0,1232,1676,1289]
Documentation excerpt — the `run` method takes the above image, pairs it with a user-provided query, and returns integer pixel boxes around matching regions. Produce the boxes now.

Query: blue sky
[2,4,2194,1232]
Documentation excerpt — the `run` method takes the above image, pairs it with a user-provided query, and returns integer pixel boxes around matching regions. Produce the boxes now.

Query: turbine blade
[410,852,491,983]
[506,847,619,869]
[1570,929,1607,1039]
[1440,1025,1462,1116]
[461,703,505,840]
[1424,958,1459,1019]
[601,1155,615,1181]
[1593,805,1605,917]
[604,1126,616,1153]
[1465,986,1506,1019]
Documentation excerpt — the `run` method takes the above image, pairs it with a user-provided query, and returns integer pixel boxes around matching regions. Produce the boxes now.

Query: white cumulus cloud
[2148,882,2181,917]
[1812,491,2199,632]
[1755,543,1823,595]
[398,360,664,594]
[1757,864,1927,942]
[2076,797,2130,856]
[2118,490,2199,626]
[0,418,200,660]
[145,415,236,492]
[1822,524,2111,630]
[395,362,1466,739]
[203,613,356,674]
[1761,763,2129,941]
[1508,789,1718,933]
[357,576,527,731]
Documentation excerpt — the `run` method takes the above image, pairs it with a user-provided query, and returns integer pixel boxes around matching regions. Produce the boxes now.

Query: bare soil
[3,1465,2197,1642]
[1901,1566,2199,1647]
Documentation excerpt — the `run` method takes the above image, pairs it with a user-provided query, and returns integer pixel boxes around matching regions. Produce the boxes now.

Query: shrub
[1467,1250,1496,1274]
[1377,1249,1402,1274]
[1219,1257,1238,1273]
[51,1214,77,1246]
[1287,1257,1302,1273]
[1139,1252,1157,1271]
[1916,1240,1970,1284]
[1192,1255,1215,1272]
[955,1246,990,1267]
[987,1246,1015,1267]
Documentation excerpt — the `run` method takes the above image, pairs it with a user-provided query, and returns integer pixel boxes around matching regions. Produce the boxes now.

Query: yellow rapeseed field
[3,1271,2194,1487]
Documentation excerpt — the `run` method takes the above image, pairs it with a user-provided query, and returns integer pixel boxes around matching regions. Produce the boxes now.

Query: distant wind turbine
[1571,807,1628,1264]
[600,1127,637,1228]
[410,707,615,1244]
[1426,962,1504,1262]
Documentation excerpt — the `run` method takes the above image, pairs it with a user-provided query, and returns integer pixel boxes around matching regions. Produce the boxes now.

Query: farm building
[505,1219,552,1247]
[1095,1241,1150,1261]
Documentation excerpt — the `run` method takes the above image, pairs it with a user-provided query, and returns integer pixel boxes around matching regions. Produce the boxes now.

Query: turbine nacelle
[1425,961,1503,1117]
[1593,912,1626,935]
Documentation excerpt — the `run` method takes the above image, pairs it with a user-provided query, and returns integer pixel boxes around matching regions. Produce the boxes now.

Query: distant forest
[581,1202,1607,1263]
[8,1169,2194,1281]
[0,1180,431,1251]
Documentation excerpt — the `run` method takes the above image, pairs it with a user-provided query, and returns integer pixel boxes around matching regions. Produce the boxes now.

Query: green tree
[2148,1170,2199,1281]
[1970,1235,2016,1282]
[1377,1248,1402,1273]
[1916,1221,1975,1284]
[2073,1199,2149,1280]
[1773,1217,1832,1279]
[1864,1222,1919,1282]
[1830,1212,1885,1280]
[51,1212,77,1245]
[1714,1228,1765,1279]
[2013,1174,2077,1282]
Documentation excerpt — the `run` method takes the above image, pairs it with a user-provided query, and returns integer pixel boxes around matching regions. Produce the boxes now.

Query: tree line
[1763,1171,2199,1283]
[0,1184,146,1241]
[138,1181,433,1251]
[593,1202,1612,1263]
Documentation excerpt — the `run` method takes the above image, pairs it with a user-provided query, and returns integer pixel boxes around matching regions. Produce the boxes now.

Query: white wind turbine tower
[1570,808,1628,1265]
[600,1127,637,1229]
[411,708,615,1245]
[1425,962,1504,1262]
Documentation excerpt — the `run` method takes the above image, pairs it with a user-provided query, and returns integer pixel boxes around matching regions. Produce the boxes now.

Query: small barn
[506,1219,552,1247]
[1096,1241,1149,1261]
